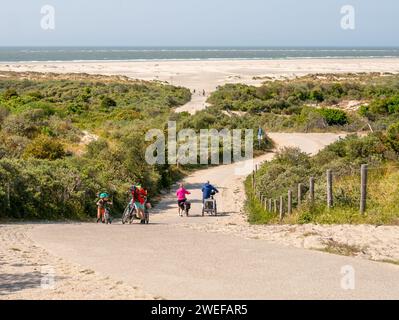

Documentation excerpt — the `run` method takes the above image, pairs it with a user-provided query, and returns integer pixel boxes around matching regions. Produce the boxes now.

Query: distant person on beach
[203,89,206,96]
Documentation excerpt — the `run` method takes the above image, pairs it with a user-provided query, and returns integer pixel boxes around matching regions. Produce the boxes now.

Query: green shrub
[0,159,94,219]
[369,95,399,115]
[100,97,117,110]
[299,108,328,130]
[0,106,9,124]
[317,108,348,126]
[27,91,44,100]
[387,122,399,152]
[358,105,374,120]
[0,134,30,159]
[24,135,66,160]
[2,109,47,139]
[310,88,324,102]
[86,139,109,159]
[3,88,18,100]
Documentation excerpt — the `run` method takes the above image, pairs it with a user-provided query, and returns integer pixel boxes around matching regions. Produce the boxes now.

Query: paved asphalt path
[29,133,399,299]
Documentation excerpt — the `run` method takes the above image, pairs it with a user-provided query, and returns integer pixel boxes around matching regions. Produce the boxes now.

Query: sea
[0,47,398,62]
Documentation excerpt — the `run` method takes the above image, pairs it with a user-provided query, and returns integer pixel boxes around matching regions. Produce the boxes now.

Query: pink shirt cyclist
[176,184,191,201]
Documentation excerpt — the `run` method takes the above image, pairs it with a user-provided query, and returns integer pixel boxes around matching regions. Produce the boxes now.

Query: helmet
[99,192,109,199]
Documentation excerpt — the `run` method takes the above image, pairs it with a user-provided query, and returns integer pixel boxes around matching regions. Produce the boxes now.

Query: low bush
[24,135,66,160]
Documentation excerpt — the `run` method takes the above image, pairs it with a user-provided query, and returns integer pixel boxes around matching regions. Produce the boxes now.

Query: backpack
[130,185,139,200]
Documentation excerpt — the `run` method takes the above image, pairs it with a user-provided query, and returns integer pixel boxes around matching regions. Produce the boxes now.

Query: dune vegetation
[0,72,191,219]
[240,74,399,224]
[2,71,399,224]
[0,71,273,220]
[203,72,399,133]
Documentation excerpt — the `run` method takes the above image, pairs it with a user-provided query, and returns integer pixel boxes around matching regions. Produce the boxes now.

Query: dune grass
[246,137,399,226]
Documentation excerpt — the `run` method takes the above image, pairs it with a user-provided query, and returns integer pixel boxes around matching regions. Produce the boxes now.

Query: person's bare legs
[97,208,102,222]
[138,208,145,221]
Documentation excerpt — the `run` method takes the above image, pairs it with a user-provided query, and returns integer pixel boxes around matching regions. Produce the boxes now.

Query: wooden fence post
[360,164,368,214]
[264,197,267,210]
[268,199,272,212]
[288,190,292,215]
[327,169,333,208]
[274,199,278,214]
[309,177,315,204]
[297,183,302,207]
[279,196,284,221]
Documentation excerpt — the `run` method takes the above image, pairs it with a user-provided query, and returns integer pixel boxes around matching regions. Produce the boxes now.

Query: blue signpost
[257,127,264,148]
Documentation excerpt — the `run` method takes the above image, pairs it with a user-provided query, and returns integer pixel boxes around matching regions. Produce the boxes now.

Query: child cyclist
[96,192,112,223]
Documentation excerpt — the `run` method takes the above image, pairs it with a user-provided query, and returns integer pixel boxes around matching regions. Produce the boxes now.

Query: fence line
[251,163,369,221]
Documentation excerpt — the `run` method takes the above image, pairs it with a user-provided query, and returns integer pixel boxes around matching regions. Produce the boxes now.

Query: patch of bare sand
[0,224,156,300]
[178,221,399,263]
[178,174,399,265]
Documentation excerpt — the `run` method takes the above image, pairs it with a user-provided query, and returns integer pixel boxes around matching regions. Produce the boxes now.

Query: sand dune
[2,58,399,114]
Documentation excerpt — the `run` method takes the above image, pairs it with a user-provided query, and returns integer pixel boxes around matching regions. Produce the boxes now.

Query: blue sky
[0,0,398,46]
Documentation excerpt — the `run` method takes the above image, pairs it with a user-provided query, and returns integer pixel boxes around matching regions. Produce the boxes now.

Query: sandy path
[11,132,398,300]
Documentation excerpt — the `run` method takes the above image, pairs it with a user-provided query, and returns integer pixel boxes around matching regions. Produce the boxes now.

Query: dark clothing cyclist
[201,181,219,202]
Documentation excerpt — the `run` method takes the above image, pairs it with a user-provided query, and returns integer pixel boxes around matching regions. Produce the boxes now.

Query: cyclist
[176,183,191,217]
[131,183,148,224]
[96,192,112,223]
[201,181,219,207]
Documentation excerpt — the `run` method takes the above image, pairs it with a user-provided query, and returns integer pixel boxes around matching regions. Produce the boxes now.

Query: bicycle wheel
[122,204,132,224]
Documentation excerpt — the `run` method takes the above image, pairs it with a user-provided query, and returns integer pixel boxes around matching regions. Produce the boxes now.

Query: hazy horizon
[1,46,399,48]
